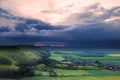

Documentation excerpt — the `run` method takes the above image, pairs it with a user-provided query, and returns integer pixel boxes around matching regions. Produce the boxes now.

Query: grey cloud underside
[62,4,120,25]
[0,5,120,48]
[0,8,64,35]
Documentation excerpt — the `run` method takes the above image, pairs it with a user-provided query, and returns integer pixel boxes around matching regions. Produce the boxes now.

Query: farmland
[0,46,120,80]
[20,76,120,80]
[20,48,120,80]
[49,49,120,63]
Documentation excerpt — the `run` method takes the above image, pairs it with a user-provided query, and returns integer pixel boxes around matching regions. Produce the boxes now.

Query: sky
[0,0,120,48]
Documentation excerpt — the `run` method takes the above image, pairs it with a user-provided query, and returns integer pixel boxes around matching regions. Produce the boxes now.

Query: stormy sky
[0,0,120,48]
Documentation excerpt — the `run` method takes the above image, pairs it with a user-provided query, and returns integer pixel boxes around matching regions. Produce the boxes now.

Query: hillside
[0,46,50,78]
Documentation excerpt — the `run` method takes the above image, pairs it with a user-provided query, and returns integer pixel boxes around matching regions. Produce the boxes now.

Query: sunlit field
[19,48,120,80]
[20,76,120,80]
[107,54,120,57]
[0,47,120,80]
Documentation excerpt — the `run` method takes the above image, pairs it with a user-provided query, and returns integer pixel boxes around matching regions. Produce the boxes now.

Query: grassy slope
[0,46,49,71]
[0,47,39,65]
[0,50,39,64]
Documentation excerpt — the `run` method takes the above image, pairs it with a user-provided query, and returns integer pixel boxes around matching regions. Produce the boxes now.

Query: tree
[0,56,12,65]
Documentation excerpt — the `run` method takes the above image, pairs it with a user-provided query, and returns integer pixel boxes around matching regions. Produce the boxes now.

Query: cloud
[0,8,25,32]
[0,0,120,25]
[1,21,120,47]
[0,1,120,48]
[61,4,120,25]
[0,8,65,37]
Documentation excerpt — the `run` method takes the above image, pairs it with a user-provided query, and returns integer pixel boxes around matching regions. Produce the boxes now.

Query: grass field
[20,76,120,80]
[86,70,120,76]
[54,69,90,76]
[107,54,120,57]
[54,69,120,76]
[81,56,120,63]
[1,47,120,80]
[20,69,120,80]
[50,51,120,63]
[50,52,80,61]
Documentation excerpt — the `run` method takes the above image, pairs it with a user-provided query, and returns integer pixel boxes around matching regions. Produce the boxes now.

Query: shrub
[0,69,20,78]
[0,56,12,65]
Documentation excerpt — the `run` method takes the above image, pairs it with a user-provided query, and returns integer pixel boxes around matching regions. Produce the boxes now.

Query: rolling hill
[0,45,50,78]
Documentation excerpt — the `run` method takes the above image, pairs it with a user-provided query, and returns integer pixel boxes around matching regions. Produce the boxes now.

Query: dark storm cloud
[15,19,64,33]
[0,26,10,32]
[40,20,120,48]
[0,21,120,48]
[0,8,64,34]
[0,8,66,46]
[0,5,120,48]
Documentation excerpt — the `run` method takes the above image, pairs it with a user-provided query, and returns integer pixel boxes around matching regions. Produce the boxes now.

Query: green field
[20,76,120,80]
[54,69,120,76]
[81,56,120,63]
[107,54,120,57]
[50,51,80,61]
[50,51,120,63]
[1,47,120,80]
[54,69,90,76]
[20,69,120,80]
